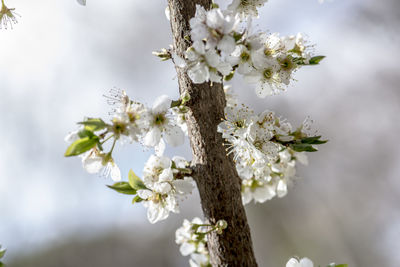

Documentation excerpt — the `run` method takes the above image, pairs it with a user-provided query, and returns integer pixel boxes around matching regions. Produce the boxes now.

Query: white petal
[255,81,273,98]
[110,162,121,181]
[192,40,205,55]
[286,258,301,267]
[254,185,276,203]
[300,258,314,267]
[237,62,253,75]
[190,253,209,265]
[144,127,162,147]
[217,61,233,76]
[147,202,170,224]
[180,243,196,256]
[173,178,194,194]
[206,9,224,29]
[159,168,174,182]
[209,70,222,83]
[155,138,166,156]
[82,155,103,174]
[147,202,161,224]
[165,195,179,213]
[218,35,236,54]
[152,95,171,114]
[205,49,220,68]
[277,180,288,198]
[164,125,185,147]
[172,53,187,68]
[154,182,172,194]
[172,156,188,168]
[165,6,170,21]
[137,189,153,199]
[188,63,209,84]
[241,187,253,205]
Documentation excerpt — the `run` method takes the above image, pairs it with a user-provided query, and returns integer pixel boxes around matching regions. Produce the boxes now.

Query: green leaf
[128,170,147,190]
[233,32,244,42]
[132,195,143,204]
[224,70,235,81]
[301,136,328,145]
[0,249,5,259]
[107,182,136,195]
[64,136,99,157]
[290,143,318,152]
[78,118,108,132]
[77,129,95,139]
[327,264,348,267]
[309,55,325,65]
[171,100,181,108]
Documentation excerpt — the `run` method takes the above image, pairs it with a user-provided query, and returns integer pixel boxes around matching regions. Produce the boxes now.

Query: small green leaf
[233,32,244,42]
[211,3,219,9]
[78,118,108,132]
[224,71,235,81]
[309,55,325,65]
[128,169,147,190]
[78,129,95,138]
[107,182,136,195]
[171,100,181,108]
[327,264,348,267]
[132,195,143,204]
[0,250,5,259]
[301,136,328,145]
[64,136,99,157]
[290,143,318,152]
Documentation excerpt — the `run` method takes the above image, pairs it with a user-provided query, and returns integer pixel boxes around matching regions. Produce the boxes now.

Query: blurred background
[1,0,399,266]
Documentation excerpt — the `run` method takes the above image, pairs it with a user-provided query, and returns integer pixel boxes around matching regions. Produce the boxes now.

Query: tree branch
[167,0,258,266]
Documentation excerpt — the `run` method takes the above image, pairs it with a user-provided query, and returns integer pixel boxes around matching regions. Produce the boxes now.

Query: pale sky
[1,0,400,266]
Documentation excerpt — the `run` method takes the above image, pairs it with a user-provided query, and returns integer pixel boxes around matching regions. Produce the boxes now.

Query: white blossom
[80,149,121,182]
[286,257,314,267]
[186,41,232,84]
[175,217,211,267]
[190,5,239,51]
[227,0,269,19]
[218,101,314,204]
[138,155,194,224]
[143,95,185,150]
[1,0,19,29]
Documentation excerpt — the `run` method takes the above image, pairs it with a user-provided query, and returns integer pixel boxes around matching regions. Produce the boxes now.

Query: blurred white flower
[286,257,314,267]
[227,0,269,18]
[76,0,86,6]
[81,149,121,182]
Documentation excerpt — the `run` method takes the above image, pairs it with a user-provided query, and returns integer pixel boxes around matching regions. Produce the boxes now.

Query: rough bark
[167,1,258,266]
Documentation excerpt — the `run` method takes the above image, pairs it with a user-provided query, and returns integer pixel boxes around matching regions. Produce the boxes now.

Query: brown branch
[167,0,258,266]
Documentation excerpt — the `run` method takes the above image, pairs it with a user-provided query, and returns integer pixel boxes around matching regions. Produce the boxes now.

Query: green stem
[109,137,117,154]
[101,134,114,145]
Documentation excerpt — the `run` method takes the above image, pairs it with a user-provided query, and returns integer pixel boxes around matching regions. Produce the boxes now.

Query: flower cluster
[65,89,188,180]
[65,90,194,223]
[218,95,326,204]
[287,257,314,267]
[0,0,19,29]
[136,155,194,224]
[181,3,324,97]
[228,0,269,19]
[286,257,347,267]
[176,218,228,267]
